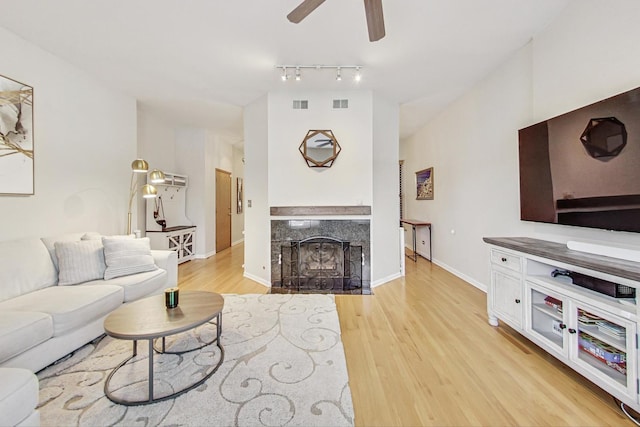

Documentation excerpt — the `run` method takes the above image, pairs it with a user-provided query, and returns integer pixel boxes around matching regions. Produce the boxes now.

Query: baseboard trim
[232,238,245,246]
[433,258,487,293]
[195,250,216,259]
[372,272,402,288]
[243,272,271,288]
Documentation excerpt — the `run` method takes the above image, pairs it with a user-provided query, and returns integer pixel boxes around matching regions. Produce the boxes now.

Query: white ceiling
[0,0,569,144]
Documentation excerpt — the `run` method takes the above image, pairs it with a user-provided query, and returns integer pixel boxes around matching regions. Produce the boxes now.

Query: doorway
[215,168,232,253]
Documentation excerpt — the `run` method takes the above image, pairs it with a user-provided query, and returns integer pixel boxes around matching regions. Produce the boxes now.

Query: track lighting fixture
[275,65,363,83]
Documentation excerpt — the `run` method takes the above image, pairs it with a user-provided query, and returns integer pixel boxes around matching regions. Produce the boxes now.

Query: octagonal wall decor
[580,117,627,159]
[299,129,341,168]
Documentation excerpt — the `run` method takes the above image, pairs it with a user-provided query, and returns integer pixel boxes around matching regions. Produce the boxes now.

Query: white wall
[137,105,178,173]
[173,128,234,258]
[372,93,401,285]
[0,25,137,241]
[244,90,400,286]
[175,128,207,254]
[400,0,640,291]
[268,90,373,207]
[137,105,178,234]
[243,95,270,285]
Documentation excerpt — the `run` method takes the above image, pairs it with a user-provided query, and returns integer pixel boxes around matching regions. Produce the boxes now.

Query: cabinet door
[569,300,637,401]
[181,230,194,259]
[490,269,523,329]
[526,282,568,357]
[167,233,181,256]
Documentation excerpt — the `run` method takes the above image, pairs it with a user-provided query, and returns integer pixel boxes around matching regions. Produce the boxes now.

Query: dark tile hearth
[269,287,372,295]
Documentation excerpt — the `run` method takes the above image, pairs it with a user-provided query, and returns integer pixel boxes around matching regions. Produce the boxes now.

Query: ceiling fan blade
[364,0,385,42]
[287,0,327,24]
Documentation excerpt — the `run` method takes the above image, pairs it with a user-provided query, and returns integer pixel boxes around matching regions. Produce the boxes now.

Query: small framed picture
[237,177,243,213]
[416,167,434,200]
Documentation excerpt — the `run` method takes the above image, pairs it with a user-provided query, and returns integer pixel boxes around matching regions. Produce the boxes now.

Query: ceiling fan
[315,139,334,147]
[287,0,385,42]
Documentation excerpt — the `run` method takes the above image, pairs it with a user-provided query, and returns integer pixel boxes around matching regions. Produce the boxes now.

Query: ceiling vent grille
[293,100,308,109]
[333,99,349,109]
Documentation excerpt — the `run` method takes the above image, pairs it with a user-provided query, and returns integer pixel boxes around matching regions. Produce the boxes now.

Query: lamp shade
[149,169,166,184]
[141,184,158,198]
[131,159,149,173]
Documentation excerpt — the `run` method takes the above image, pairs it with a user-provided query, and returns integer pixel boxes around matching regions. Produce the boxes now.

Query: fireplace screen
[279,237,362,292]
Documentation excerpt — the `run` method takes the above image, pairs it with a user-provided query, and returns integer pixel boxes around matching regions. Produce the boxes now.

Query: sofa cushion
[102,237,157,280]
[0,311,53,364]
[41,232,86,271]
[0,238,58,303]
[0,286,123,337]
[55,240,106,286]
[102,268,166,302]
[0,368,39,427]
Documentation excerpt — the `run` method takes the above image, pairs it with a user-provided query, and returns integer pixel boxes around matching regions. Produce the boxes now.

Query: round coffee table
[103,290,224,406]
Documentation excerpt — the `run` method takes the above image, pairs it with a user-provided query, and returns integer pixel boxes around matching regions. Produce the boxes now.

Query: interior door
[215,169,232,253]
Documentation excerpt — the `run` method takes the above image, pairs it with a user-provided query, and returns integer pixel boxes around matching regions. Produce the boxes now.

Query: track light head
[275,65,362,83]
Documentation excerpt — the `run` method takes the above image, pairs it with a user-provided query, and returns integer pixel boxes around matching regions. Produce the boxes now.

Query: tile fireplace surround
[270,206,371,295]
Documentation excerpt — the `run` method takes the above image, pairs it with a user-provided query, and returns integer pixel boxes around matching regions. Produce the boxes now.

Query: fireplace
[271,219,371,294]
[279,237,362,293]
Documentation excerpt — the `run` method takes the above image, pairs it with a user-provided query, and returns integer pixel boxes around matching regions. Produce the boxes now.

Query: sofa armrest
[151,250,178,288]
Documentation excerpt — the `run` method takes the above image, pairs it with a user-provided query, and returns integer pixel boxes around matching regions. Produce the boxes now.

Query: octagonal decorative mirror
[580,117,627,159]
[299,130,341,168]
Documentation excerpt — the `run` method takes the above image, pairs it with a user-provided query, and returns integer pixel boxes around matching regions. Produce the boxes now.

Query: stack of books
[595,320,626,339]
[577,309,602,326]
[544,295,562,313]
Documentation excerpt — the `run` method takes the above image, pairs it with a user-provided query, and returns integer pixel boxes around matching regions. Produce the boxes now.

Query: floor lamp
[128,159,165,235]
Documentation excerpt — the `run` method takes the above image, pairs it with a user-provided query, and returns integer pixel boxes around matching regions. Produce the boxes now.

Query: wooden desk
[400,219,432,262]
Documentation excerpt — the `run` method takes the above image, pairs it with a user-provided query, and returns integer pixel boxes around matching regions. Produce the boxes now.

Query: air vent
[292,100,308,109]
[333,99,349,109]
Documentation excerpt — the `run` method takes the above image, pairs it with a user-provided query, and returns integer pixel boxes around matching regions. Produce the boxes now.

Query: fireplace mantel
[270,206,371,216]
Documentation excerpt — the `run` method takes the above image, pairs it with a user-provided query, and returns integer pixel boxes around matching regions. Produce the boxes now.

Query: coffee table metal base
[104,313,223,406]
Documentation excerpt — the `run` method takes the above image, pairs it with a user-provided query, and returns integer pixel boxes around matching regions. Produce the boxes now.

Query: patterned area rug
[36,294,354,426]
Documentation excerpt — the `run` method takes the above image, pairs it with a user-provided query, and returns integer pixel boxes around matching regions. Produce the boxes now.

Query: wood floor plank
[177,243,635,426]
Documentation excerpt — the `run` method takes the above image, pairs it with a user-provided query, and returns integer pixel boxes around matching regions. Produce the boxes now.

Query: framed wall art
[0,74,34,195]
[416,167,434,200]
[237,177,243,213]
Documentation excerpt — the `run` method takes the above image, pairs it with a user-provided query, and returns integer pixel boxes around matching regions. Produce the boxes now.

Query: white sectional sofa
[0,232,178,372]
[0,368,40,427]
[0,232,178,426]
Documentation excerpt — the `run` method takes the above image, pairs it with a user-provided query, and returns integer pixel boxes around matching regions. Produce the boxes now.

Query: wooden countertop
[483,236,640,282]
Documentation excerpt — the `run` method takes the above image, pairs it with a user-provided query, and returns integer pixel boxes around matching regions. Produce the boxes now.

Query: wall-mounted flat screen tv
[519,86,640,233]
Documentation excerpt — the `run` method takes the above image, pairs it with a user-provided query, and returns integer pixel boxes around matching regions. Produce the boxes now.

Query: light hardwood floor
[178,244,634,426]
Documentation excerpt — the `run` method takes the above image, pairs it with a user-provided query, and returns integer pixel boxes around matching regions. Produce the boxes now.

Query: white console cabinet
[147,226,196,264]
[485,237,640,411]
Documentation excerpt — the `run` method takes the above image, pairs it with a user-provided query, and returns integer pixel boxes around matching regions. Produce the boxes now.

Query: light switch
[247,200,252,208]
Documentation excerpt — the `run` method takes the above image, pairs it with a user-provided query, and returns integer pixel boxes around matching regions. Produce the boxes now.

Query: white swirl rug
[36,294,354,426]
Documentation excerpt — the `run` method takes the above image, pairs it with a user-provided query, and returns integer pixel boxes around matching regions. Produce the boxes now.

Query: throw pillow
[102,237,157,280]
[82,233,134,241]
[80,232,102,240]
[55,240,106,286]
